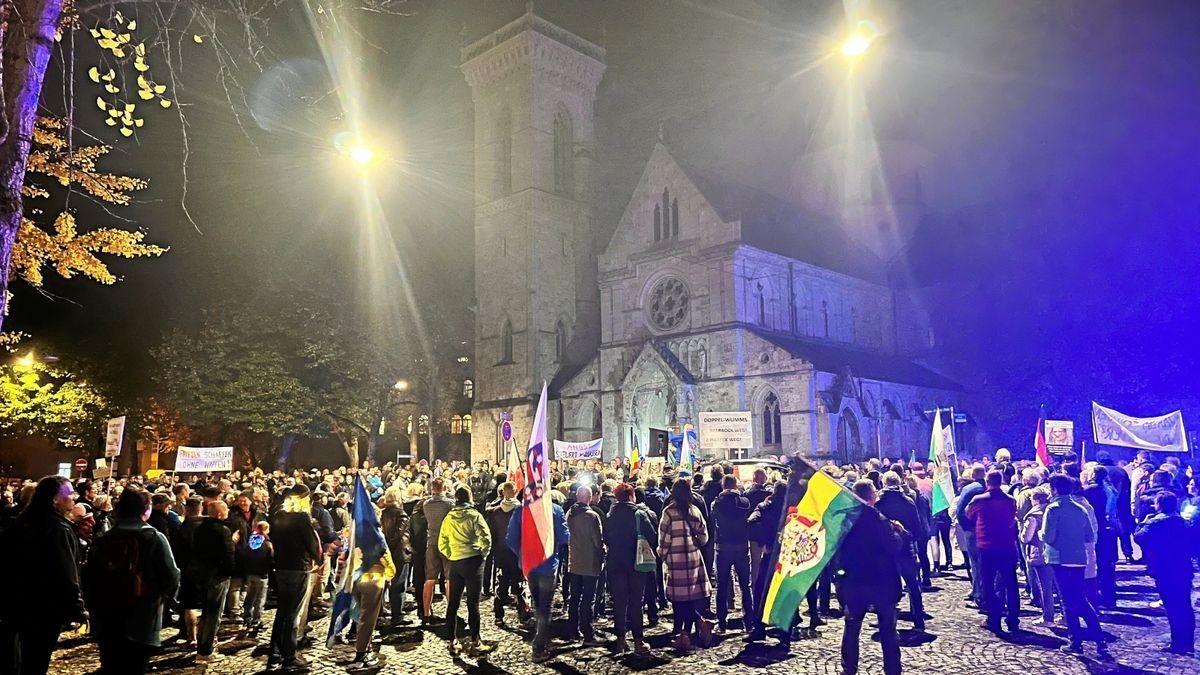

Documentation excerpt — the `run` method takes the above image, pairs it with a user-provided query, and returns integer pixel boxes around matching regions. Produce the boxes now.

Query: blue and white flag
[326,475,395,647]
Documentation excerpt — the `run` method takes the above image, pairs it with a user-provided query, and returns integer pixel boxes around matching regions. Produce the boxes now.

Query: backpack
[86,528,157,613]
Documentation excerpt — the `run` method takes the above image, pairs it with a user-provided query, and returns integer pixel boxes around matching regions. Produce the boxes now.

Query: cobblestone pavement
[50,561,1197,674]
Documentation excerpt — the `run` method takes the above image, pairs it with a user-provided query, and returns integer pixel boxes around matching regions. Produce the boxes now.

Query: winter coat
[711,489,751,552]
[747,494,784,547]
[603,501,656,573]
[437,504,492,561]
[0,511,87,626]
[876,488,921,555]
[270,510,322,572]
[642,489,665,518]
[190,518,236,580]
[1020,505,1047,566]
[744,483,771,513]
[567,503,606,576]
[1135,513,1197,580]
[966,487,1018,551]
[83,518,180,647]
[1040,495,1094,566]
[380,505,413,564]
[657,503,711,602]
[837,506,902,603]
[486,498,521,570]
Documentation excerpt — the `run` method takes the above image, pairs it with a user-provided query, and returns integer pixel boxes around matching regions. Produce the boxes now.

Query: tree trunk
[0,0,63,331]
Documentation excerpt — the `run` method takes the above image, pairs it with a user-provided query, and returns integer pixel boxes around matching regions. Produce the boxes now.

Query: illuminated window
[450,415,463,434]
[463,414,473,434]
[418,414,430,435]
[456,356,470,364]
[462,379,474,398]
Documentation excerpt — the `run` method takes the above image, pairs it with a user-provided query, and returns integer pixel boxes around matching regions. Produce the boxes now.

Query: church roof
[748,327,963,391]
[674,152,889,284]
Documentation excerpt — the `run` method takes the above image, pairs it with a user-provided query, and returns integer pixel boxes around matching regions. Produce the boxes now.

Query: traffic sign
[73,458,88,473]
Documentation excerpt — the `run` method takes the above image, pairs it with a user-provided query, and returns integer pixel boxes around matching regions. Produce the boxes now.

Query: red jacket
[966,488,1017,551]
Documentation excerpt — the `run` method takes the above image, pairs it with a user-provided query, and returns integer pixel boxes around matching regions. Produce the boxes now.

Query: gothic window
[591,404,603,438]
[850,307,857,342]
[671,198,679,238]
[695,346,707,378]
[462,379,474,399]
[500,319,514,364]
[757,282,766,325]
[762,392,782,445]
[553,108,574,197]
[462,414,473,434]
[418,414,431,435]
[822,300,830,338]
[838,408,862,462]
[494,106,512,196]
[647,277,690,331]
[555,320,568,362]
[451,415,464,434]
[653,204,662,242]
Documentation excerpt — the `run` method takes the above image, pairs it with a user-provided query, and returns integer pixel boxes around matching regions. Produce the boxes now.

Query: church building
[461,8,960,464]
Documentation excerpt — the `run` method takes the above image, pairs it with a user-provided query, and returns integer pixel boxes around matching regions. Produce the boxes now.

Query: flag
[761,457,865,630]
[520,382,554,577]
[327,475,395,647]
[630,443,641,474]
[505,438,525,492]
[677,424,696,471]
[1035,406,1051,468]
[929,409,956,514]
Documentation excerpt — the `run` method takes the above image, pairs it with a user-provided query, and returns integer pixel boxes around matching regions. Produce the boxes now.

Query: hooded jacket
[603,501,656,573]
[486,497,521,569]
[437,503,492,561]
[711,489,751,552]
[566,502,605,576]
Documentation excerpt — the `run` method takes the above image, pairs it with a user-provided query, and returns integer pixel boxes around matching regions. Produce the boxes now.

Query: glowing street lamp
[838,20,879,60]
[393,379,409,392]
[350,144,376,166]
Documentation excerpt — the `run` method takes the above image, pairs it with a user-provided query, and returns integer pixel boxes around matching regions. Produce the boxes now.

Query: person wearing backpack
[84,487,180,674]
[240,521,274,634]
[603,483,656,655]
[191,499,236,663]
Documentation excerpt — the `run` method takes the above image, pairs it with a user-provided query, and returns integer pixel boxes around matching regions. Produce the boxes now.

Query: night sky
[10,0,1200,452]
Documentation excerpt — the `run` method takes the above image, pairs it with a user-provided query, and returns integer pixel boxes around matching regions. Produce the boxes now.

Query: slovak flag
[1035,406,1051,468]
[520,382,554,577]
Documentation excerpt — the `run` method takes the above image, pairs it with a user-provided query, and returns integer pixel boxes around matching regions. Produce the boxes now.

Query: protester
[379,488,414,628]
[967,470,1020,633]
[268,484,321,670]
[506,497,569,663]
[1042,474,1110,659]
[417,477,455,626]
[1020,490,1057,626]
[603,482,656,655]
[1134,491,1196,655]
[658,478,712,651]
[877,471,926,632]
[192,499,235,663]
[438,485,493,656]
[565,485,607,647]
[837,479,903,675]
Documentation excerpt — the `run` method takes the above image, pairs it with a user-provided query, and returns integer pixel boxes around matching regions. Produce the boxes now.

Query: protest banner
[552,438,603,460]
[175,446,235,472]
[698,412,752,449]
[104,416,126,457]
[1091,402,1188,453]
[1044,419,1074,455]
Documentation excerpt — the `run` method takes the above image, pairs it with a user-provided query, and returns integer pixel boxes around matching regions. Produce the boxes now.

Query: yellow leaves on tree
[12,116,165,287]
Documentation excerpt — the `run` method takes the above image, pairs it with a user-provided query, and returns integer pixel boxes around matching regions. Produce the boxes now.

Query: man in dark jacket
[1135,492,1196,654]
[192,500,235,663]
[485,483,528,625]
[877,472,926,631]
[224,491,259,624]
[1082,465,1118,607]
[966,470,1020,633]
[711,475,753,632]
[565,487,606,646]
[1096,451,1134,562]
[746,481,787,641]
[955,464,988,605]
[838,479,903,675]
[268,484,322,670]
[0,476,88,675]
[603,483,655,655]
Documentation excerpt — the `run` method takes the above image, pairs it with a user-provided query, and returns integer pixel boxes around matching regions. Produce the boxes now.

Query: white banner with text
[553,438,603,460]
[175,446,235,472]
[1091,402,1188,453]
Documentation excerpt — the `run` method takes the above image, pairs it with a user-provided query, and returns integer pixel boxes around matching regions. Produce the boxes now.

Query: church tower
[462,7,606,462]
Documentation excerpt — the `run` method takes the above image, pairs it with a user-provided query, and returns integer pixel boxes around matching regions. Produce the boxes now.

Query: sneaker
[361,652,379,667]
[671,633,692,651]
[196,652,225,664]
[531,650,552,663]
[1060,643,1084,654]
[613,638,629,654]
[470,641,496,657]
[634,640,651,656]
[583,634,608,648]
[281,656,311,671]
[1032,618,1056,628]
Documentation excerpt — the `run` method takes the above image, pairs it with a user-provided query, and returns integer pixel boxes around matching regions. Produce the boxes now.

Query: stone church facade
[462,9,960,464]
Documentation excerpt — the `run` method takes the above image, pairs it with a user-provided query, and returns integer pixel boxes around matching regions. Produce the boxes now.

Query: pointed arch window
[822,300,830,338]
[494,106,512,196]
[850,307,858,342]
[462,379,474,399]
[653,204,662,242]
[553,108,574,197]
[671,198,680,238]
[756,282,766,325]
[554,320,568,363]
[418,414,431,435]
[762,392,782,445]
[500,319,514,364]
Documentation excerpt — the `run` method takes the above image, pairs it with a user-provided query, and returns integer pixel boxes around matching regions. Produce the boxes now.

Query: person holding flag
[1035,406,1052,468]
[504,383,570,663]
[326,475,396,668]
[928,408,958,573]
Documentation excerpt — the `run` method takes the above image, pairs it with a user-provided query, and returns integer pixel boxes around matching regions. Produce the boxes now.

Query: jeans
[749,542,767,590]
[198,577,230,656]
[963,533,983,603]
[839,586,901,675]
[1096,529,1118,606]
[243,575,269,627]
[1157,574,1195,652]
[1051,564,1103,646]
[978,548,1019,626]
[915,537,932,584]
[567,574,599,638]
[493,561,528,621]
[11,621,62,675]
[388,562,411,622]
[716,548,752,627]
[898,552,926,629]
[933,512,954,568]
[354,578,386,653]
[97,637,151,674]
[446,556,483,642]
[607,568,647,641]
[224,576,247,620]
[529,573,555,652]
[270,570,311,662]
[1029,564,1058,622]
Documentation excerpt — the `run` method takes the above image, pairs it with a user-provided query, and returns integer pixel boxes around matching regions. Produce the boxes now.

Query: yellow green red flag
[761,457,865,629]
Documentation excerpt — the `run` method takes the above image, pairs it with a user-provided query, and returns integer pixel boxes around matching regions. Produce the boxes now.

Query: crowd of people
[0,447,1196,674]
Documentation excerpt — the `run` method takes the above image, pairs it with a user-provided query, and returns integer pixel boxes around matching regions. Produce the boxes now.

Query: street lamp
[350,145,376,166]
[393,379,409,392]
[838,20,879,60]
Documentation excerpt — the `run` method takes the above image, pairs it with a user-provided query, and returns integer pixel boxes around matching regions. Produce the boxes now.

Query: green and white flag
[929,408,957,514]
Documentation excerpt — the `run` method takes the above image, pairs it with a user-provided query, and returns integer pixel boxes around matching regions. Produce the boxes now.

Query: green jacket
[437,504,492,561]
[1039,495,1094,566]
